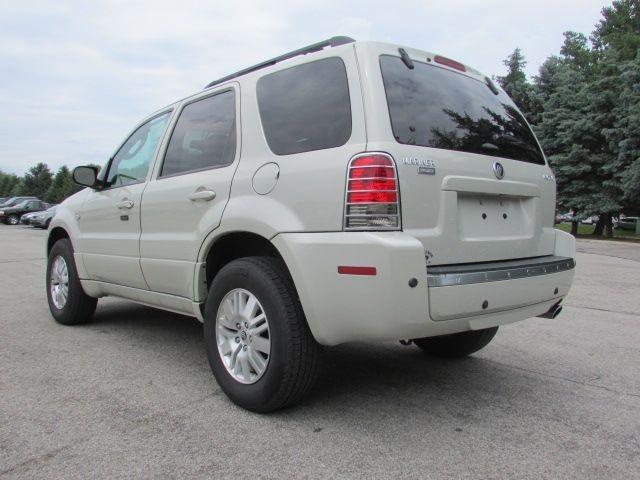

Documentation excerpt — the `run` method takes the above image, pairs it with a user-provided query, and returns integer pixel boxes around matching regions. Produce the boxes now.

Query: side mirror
[72,166,99,188]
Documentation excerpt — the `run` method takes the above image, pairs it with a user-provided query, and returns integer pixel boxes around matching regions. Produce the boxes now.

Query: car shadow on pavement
[86,299,534,421]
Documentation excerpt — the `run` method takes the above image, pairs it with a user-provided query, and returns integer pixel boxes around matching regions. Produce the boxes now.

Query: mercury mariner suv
[46,37,576,412]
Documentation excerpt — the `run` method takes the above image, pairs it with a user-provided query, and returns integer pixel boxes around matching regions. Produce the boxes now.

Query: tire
[204,256,322,413]
[44,218,52,229]
[6,214,19,225]
[413,327,498,358]
[46,238,97,325]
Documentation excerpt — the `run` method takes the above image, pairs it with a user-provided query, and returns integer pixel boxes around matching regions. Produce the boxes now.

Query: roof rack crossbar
[204,36,355,89]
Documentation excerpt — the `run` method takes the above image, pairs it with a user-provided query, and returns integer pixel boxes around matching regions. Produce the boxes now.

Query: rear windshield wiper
[485,76,500,95]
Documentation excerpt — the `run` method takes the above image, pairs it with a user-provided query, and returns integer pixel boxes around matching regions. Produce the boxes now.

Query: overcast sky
[0,0,612,175]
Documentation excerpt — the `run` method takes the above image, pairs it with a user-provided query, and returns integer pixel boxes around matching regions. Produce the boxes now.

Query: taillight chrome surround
[343,152,401,231]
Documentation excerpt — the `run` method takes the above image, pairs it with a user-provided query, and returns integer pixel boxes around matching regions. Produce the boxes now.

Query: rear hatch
[358,42,556,266]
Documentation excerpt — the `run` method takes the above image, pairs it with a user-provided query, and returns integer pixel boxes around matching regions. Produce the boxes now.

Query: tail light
[344,152,401,230]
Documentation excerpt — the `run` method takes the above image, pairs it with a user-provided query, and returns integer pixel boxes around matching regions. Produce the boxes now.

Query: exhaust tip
[537,302,563,319]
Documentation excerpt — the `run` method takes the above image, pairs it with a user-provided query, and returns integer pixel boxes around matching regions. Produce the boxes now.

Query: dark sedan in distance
[0,199,48,225]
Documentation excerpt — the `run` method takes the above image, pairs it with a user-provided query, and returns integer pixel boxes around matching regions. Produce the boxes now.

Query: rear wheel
[46,238,97,325]
[413,327,498,358]
[6,214,19,225]
[204,256,322,413]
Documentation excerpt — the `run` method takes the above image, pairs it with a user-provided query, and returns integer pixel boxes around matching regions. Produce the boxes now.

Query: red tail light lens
[349,167,395,179]
[348,179,397,191]
[347,191,398,203]
[344,153,400,231]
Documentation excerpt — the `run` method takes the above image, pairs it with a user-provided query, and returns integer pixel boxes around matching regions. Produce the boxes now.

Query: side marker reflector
[337,266,377,276]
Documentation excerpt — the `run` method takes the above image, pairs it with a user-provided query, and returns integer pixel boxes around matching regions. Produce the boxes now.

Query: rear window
[380,55,545,164]
[257,57,352,155]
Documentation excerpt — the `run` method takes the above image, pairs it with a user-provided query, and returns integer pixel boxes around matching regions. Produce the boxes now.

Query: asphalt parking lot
[1,225,639,479]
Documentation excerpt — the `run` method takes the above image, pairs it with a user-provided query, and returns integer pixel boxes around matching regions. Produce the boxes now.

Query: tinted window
[380,55,545,164]
[106,112,171,187]
[161,91,236,177]
[257,57,352,155]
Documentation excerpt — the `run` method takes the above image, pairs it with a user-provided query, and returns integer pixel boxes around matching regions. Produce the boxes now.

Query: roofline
[203,36,355,90]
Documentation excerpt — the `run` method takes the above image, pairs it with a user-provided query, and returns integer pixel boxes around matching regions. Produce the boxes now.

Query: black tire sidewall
[46,238,92,325]
[203,259,296,411]
[7,214,19,225]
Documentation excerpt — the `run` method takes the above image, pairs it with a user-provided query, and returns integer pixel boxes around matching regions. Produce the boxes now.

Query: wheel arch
[200,231,290,289]
[47,226,71,255]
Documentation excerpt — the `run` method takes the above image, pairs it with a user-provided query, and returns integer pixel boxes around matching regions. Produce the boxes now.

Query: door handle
[188,189,216,201]
[116,199,134,209]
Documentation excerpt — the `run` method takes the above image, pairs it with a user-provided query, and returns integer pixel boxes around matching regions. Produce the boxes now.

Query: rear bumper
[273,229,575,346]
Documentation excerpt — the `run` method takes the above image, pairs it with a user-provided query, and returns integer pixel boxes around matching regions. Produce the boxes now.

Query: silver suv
[46,37,576,412]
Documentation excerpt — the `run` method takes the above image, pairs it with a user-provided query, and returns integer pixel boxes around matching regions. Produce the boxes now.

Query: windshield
[379,55,545,165]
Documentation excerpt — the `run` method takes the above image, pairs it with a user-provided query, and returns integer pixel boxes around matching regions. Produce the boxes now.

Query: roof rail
[204,36,355,89]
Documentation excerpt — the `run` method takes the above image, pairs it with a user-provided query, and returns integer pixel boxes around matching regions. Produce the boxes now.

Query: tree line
[496,0,639,236]
[0,163,82,205]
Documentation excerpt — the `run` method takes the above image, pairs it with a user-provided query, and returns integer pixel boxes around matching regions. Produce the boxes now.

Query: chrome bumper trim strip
[427,256,575,287]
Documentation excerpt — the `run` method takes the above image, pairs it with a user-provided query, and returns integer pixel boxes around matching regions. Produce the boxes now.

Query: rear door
[78,111,172,288]
[357,43,556,266]
[139,86,239,298]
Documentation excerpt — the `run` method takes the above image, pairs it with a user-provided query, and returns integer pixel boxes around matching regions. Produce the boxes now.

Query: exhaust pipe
[538,302,563,319]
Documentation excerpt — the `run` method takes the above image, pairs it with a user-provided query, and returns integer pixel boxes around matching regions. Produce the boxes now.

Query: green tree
[534,8,640,237]
[592,0,640,62]
[46,166,78,204]
[591,0,640,215]
[0,172,21,197]
[19,162,52,199]
[496,48,540,124]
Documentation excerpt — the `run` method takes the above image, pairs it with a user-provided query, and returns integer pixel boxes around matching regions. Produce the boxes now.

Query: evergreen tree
[591,0,640,215]
[46,166,78,203]
[496,49,540,124]
[534,10,640,237]
[19,162,52,199]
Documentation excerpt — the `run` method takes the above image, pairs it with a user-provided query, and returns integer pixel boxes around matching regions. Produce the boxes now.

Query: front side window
[161,90,236,177]
[257,57,352,155]
[106,112,171,187]
[380,55,545,164]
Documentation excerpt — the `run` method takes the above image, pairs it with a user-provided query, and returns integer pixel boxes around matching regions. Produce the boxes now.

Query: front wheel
[6,214,19,225]
[413,327,498,358]
[46,238,97,325]
[204,256,322,413]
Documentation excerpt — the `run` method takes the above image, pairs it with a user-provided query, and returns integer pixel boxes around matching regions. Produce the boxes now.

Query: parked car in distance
[614,216,638,231]
[581,215,599,225]
[30,205,58,229]
[46,37,576,412]
[20,211,39,225]
[0,196,37,209]
[1,199,47,225]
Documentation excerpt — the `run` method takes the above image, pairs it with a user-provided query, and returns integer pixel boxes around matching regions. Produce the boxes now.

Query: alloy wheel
[215,288,270,384]
[50,255,69,309]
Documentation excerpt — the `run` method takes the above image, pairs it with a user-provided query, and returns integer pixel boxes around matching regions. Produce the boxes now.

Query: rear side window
[161,90,236,177]
[380,55,545,164]
[257,57,352,155]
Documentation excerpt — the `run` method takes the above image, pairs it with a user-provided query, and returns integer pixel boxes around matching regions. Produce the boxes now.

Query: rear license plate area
[457,193,532,240]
